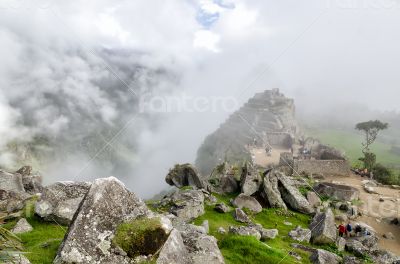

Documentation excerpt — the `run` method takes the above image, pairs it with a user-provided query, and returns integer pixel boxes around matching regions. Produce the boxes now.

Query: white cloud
[193,29,220,52]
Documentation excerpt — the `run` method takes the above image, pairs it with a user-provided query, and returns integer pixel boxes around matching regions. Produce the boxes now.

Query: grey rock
[166,164,205,189]
[233,208,250,223]
[314,183,359,201]
[309,249,341,264]
[240,162,262,196]
[345,239,368,257]
[170,190,205,221]
[231,194,262,214]
[307,192,321,208]
[288,226,311,242]
[0,189,32,213]
[16,166,43,194]
[4,253,31,264]
[336,237,346,252]
[54,177,151,264]
[11,218,33,234]
[278,175,314,214]
[309,209,337,244]
[157,229,188,264]
[229,226,261,240]
[371,250,400,264]
[0,170,24,192]
[364,185,378,194]
[261,170,287,210]
[35,181,91,225]
[214,203,230,213]
[259,229,278,240]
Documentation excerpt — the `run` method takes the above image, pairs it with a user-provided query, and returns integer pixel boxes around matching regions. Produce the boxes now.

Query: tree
[355,120,388,171]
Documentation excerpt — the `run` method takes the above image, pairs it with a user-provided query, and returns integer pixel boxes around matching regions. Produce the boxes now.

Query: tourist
[346,223,353,237]
[338,223,346,237]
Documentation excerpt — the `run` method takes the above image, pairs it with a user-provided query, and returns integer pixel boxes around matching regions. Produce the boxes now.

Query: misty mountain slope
[196,89,296,176]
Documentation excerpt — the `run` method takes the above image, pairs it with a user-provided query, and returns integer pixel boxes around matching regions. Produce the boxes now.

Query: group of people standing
[338,222,369,237]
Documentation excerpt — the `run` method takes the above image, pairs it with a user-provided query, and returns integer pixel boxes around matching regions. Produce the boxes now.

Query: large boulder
[208,163,239,194]
[307,192,321,208]
[35,181,91,225]
[0,189,32,213]
[166,164,205,189]
[314,183,359,201]
[309,209,337,244]
[0,170,24,192]
[169,216,224,264]
[16,166,43,194]
[309,249,341,264]
[54,177,151,264]
[231,194,262,214]
[157,229,188,264]
[261,170,287,210]
[214,203,230,213]
[278,175,314,214]
[240,162,262,196]
[170,190,205,221]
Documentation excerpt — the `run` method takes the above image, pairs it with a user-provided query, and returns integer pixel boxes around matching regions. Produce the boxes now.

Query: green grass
[2,199,66,264]
[305,127,400,170]
[193,193,314,264]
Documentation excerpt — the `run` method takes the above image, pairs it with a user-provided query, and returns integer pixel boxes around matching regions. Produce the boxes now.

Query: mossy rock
[113,218,169,258]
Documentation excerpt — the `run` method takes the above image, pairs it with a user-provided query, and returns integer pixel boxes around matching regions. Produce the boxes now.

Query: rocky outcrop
[195,89,296,175]
[166,164,205,189]
[157,229,188,264]
[314,183,359,201]
[54,177,151,264]
[0,170,25,192]
[11,218,33,234]
[288,226,311,243]
[261,170,287,210]
[309,249,341,264]
[0,189,32,213]
[35,181,91,225]
[231,194,262,214]
[309,209,337,244]
[169,190,205,221]
[169,216,224,264]
[240,163,262,196]
[278,175,314,214]
[16,166,43,194]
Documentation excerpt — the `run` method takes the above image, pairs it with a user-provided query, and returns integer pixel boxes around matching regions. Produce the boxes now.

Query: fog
[0,0,399,197]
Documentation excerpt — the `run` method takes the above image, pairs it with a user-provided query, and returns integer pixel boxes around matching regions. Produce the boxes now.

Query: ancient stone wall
[294,160,350,177]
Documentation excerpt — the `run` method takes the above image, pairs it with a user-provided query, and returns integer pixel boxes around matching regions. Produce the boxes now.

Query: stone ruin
[195,88,350,178]
[195,89,297,175]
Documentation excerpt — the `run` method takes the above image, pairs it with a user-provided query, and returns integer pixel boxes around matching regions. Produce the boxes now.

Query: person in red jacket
[338,223,346,237]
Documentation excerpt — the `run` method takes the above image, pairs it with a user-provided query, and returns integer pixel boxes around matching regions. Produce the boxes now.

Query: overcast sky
[1,0,400,196]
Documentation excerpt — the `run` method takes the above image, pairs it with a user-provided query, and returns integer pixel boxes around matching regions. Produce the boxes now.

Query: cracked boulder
[240,162,262,196]
[309,209,337,245]
[54,177,151,264]
[261,170,287,210]
[166,164,205,189]
[231,194,262,214]
[278,175,314,214]
[35,181,91,225]
[169,189,205,221]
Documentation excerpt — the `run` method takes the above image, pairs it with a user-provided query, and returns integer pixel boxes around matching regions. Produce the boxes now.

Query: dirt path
[324,173,400,255]
[249,147,289,167]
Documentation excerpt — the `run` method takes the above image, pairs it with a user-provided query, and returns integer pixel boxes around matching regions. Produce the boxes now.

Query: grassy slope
[2,200,66,264]
[305,127,400,169]
[192,193,314,264]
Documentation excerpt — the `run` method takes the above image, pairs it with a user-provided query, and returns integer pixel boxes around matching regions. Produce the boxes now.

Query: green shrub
[373,163,398,185]
[113,218,168,258]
